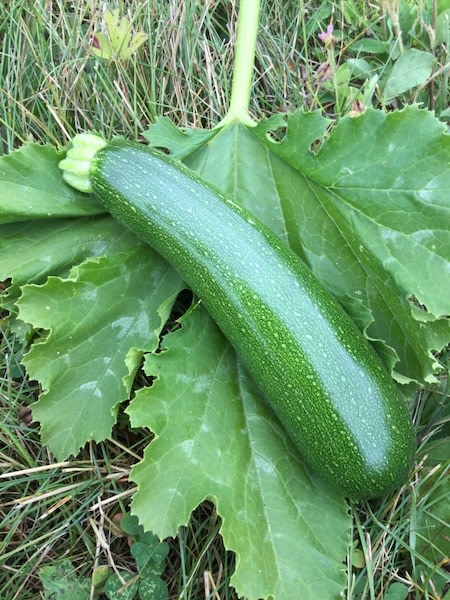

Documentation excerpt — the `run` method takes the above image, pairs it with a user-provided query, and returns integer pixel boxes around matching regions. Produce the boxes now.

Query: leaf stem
[218,0,261,127]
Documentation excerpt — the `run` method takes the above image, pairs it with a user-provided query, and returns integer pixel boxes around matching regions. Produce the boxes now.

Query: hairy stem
[218,0,261,127]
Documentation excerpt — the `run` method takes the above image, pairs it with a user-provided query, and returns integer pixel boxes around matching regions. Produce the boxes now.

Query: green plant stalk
[218,0,261,127]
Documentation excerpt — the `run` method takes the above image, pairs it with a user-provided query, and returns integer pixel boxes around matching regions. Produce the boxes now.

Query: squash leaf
[0,143,105,224]
[128,305,349,600]
[16,249,182,457]
[145,107,450,387]
[0,217,141,307]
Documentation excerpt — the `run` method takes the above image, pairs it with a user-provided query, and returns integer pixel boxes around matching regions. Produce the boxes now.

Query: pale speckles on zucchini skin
[90,139,415,500]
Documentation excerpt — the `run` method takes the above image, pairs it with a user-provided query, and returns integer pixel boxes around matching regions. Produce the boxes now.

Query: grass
[1,0,449,598]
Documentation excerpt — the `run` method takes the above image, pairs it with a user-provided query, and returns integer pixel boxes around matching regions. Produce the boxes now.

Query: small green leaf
[139,530,162,548]
[92,565,112,589]
[383,49,435,99]
[131,542,154,573]
[350,547,365,569]
[138,577,168,600]
[104,571,139,600]
[350,38,389,54]
[91,8,148,60]
[346,58,373,78]
[119,512,141,537]
[91,32,113,59]
[127,31,149,55]
[39,560,90,600]
[131,541,168,575]
[383,582,410,600]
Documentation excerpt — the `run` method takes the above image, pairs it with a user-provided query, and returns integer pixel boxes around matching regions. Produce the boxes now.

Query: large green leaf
[128,306,350,600]
[17,250,182,458]
[0,143,105,224]
[0,216,141,303]
[146,107,450,386]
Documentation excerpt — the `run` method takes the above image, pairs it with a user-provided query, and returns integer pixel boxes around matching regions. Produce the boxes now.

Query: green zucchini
[60,133,415,500]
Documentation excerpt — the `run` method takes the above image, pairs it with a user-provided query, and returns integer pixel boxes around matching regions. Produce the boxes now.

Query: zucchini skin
[90,139,415,500]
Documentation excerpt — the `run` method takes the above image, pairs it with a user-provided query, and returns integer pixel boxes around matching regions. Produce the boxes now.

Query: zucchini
[60,133,415,500]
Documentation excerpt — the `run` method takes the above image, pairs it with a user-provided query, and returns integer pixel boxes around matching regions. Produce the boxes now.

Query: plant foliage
[1,103,449,598]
